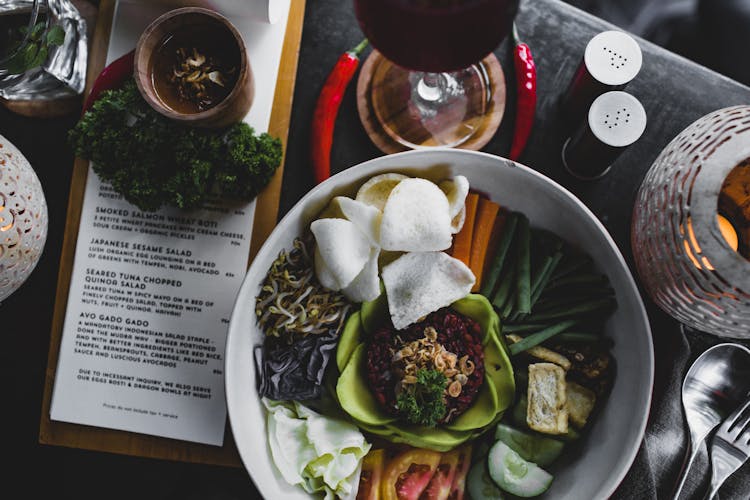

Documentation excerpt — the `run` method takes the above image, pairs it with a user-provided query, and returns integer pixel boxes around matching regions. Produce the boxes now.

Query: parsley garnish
[68,80,282,212]
[396,369,448,427]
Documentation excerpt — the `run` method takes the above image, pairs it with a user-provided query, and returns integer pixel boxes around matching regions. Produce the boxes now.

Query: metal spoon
[672,342,750,500]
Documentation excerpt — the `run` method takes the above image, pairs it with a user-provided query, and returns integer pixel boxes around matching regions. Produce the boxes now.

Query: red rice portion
[365,307,485,423]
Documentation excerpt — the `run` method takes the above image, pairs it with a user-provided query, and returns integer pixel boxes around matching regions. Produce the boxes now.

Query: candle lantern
[0,134,48,303]
[632,106,750,338]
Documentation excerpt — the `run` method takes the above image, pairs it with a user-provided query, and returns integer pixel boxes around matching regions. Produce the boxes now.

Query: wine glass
[355,0,520,149]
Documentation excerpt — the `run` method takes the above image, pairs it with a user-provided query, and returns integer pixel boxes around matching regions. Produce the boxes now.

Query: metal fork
[707,398,750,500]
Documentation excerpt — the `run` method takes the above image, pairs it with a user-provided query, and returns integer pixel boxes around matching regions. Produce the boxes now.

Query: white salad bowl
[225,149,654,500]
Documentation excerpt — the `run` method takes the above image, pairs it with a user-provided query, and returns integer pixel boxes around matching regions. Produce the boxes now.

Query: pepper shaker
[562,91,647,180]
[560,30,642,124]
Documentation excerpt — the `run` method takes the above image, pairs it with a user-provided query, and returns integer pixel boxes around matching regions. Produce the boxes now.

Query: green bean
[550,254,592,280]
[480,213,518,297]
[501,278,517,319]
[508,320,578,355]
[525,297,616,323]
[515,214,531,314]
[530,251,564,309]
[492,266,516,312]
[533,290,614,314]
[530,256,554,295]
[508,310,525,323]
[502,323,553,333]
[507,252,563,323]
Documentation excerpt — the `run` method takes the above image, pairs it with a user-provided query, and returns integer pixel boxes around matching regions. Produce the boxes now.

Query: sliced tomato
[381,449,442,500]
[358,449,386,500]
[422,449,460,500]
[448,445,472,500]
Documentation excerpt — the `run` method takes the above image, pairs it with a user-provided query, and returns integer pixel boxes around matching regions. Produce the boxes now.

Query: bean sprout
[256,235,351,341]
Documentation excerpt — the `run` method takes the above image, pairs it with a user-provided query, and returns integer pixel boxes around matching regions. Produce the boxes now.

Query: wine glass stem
[408,71,468,145]
[416,73,451,103]
[368,57,492,149]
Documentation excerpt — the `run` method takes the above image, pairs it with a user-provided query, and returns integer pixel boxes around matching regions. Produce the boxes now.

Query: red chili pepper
[509,24,537,161]
[311,39,368,184]
[81,49,135,114]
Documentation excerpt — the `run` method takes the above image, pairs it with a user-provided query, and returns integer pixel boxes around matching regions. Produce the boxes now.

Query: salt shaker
[562,91,647,180]
[560,30,642,124]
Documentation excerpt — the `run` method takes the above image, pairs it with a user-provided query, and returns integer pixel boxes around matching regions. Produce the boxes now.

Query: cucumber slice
[494,423,564,467]
[487,441,553,497]
[467,459,505,500]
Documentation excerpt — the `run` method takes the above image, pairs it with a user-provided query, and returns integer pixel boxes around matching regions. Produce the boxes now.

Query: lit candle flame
[0,205,13,232]
[683,214,738,270]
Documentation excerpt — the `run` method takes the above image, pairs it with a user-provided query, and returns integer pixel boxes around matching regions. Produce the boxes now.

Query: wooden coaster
[357,50,506,154]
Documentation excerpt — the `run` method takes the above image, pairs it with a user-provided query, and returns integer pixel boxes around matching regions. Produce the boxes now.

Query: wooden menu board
[39,0,306,466]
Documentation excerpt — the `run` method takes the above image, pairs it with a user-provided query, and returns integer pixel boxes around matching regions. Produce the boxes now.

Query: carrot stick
[469,198,501,291]
[451,193,480,266]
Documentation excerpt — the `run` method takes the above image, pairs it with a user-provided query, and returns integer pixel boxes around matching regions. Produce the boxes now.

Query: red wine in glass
[354,0,520,149]
[355,0,519,72]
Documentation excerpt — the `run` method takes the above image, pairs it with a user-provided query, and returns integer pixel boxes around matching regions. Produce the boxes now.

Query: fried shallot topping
[168,47,236,111]
[391,326,475,399]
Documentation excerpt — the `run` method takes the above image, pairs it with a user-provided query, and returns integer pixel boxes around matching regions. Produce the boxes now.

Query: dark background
[4,0,750,499]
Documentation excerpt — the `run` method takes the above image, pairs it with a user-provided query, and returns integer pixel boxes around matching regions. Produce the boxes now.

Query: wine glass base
[372,61,489,149]
[356,50,506,154]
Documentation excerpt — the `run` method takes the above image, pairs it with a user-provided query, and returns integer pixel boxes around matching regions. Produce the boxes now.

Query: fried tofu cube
[567,381,597,429]
[527,363,568,435]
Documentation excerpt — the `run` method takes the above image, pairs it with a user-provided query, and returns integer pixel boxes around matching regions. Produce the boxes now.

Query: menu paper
[50,0,291,446]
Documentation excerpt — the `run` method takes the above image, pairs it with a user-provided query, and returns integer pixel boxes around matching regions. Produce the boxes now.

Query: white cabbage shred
[263,398,370,499]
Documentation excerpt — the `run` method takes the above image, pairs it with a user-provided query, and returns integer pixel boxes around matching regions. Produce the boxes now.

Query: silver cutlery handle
[707,443,744,500]
[673,447,702,500]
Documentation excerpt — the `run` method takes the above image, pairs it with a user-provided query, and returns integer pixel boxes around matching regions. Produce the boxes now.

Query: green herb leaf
[396,368,447,427]
[24,42,40,68]
[29,45,48,70]
[30,21,47,41]
[68,80,283,212]
[46,25,65,46]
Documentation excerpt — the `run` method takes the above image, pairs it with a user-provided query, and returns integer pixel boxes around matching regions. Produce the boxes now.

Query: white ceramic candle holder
[0,134,48,303]
[632,106,750,338]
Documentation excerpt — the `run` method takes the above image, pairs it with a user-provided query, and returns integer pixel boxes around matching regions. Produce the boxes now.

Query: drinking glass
[354,0,520,149]
[0,0,46,75]
[0,0,87,100]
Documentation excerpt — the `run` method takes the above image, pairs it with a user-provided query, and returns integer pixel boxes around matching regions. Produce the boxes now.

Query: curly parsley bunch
[69,80,282,212]
[396,368,448,427]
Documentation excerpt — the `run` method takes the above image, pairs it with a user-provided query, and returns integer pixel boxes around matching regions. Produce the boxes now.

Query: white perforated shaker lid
[588,91,647,148]
[584,31,643,86]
